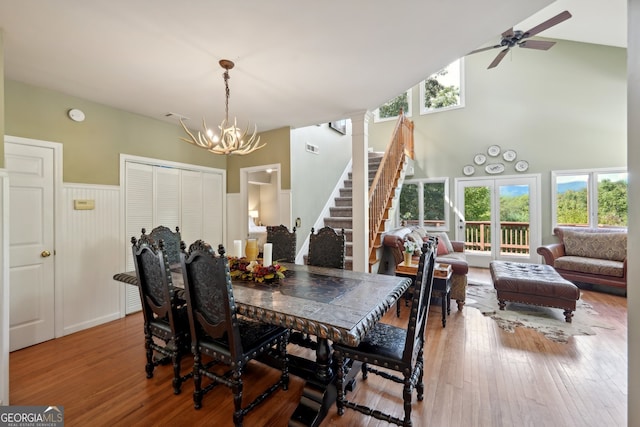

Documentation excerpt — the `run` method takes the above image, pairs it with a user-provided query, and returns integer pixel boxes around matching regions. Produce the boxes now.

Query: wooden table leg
[288,338,336,427]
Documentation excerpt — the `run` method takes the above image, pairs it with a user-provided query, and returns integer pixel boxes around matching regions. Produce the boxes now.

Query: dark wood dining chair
[147,225,181,265]
[333,240,436,427]
[266,224,297,263]
[131,232,191,395]
[307,226,346,269]
[180,240,290,426]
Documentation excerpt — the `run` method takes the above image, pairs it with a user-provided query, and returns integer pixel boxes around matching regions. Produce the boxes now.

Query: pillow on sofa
[563,229,627,262]
[412,226,428,239]
[436,238,449,256]
[428,232,454,254]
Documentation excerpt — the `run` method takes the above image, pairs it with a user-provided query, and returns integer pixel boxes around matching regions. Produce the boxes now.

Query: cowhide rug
[465,281,614,343]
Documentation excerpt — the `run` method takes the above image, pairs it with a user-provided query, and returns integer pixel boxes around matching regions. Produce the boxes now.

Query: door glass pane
[499,184,530,256]
[464,186,491,253]
[556,174,589,226]
[399,183,419,226]
[597,172,628,227]
[423,182,445,228]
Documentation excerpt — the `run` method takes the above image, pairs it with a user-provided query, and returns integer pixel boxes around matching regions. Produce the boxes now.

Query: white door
[5,141,55,351]
[455,175,540,268]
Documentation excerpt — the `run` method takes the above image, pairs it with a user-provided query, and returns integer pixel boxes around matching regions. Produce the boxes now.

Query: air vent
[306,142,319,154]
[165,112,190,120]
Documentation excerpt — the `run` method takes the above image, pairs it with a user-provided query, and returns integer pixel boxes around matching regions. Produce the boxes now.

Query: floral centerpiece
[228,257,287,284]
[404,239,421,254]
[402,239,421,266]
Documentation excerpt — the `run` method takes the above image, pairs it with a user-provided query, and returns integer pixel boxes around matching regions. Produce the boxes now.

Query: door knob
[41,250,51,258]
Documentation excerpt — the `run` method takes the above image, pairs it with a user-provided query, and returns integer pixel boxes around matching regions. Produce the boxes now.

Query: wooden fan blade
[488,48,509,69]
[523,10,572,38]
[502,27,514,38]
[519,40,556,50]
[468,44,501,55]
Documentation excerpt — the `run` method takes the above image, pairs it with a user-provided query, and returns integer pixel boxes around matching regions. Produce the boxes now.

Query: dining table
[113,261,411,427]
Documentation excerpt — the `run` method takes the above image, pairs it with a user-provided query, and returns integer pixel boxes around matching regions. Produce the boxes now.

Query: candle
[263,243,273,266]
[233,240,242,258]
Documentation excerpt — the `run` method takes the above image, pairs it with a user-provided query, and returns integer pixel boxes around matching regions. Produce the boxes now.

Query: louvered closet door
[125,162,153,313]
[154,167,180,230]
[124,160,225,314]
[180,170,204,248]
[202,172,224,246]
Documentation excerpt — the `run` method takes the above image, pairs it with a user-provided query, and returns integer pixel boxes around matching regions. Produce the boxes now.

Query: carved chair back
[181,241,245,359]
[267,224,297,263]
[308,226,346,269]
[403,239,436,363]
[148,225,181,265]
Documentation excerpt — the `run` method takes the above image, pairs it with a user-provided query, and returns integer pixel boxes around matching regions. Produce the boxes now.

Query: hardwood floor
[9,268,627,426]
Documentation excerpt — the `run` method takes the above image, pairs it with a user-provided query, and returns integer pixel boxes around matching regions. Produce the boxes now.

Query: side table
[395,262,418,317]
[395,263,452,327]
[432,270,452,327]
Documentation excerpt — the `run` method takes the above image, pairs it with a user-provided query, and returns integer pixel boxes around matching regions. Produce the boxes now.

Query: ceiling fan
[468,10,572,69]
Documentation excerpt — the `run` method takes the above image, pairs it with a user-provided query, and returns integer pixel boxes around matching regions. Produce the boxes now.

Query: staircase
[323,153,384,270]
[316,113,414,271]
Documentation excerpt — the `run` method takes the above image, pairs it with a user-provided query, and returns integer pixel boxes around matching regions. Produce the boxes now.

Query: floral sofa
[536,226,627,292]
[379,226,468,310]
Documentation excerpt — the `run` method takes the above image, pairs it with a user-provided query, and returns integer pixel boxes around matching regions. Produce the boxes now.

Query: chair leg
[193,352,203,410]
[144,334,154,378]
[361,362,368,380]
[335,351,345,416]
[402,374,413,427]
[279,336,290,391]
[232,368,244,427]
[416,350,425,401]
[172,352,182,395]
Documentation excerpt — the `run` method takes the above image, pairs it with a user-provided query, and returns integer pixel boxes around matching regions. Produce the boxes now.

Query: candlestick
[263,243,273,266]
[233,240,242,258]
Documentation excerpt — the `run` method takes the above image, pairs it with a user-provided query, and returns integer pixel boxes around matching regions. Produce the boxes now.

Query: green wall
[5,80,227,184]
[369,39,627,242]
[226,126,292,193]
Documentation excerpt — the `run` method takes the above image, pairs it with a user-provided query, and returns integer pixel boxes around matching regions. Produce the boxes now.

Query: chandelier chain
[223,69,230,124]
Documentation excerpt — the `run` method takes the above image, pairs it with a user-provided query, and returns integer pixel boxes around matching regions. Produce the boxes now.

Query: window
[398,178,449,231]
[552,169,627,229]
[373,90,412,122]
[420,58,464,115]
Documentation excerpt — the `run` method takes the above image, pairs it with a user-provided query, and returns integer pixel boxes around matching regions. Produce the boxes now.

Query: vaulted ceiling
[0,0,626,133]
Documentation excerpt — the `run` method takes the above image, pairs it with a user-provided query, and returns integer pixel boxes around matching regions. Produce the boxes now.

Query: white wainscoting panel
[0,171,10,405]
[63,184,121,335]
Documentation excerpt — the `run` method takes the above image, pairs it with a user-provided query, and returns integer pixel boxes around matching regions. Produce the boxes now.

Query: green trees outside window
[399,179,448,229]
[554,170,627,228]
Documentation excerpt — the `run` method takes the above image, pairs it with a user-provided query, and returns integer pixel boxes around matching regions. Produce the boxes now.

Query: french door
[455,175,540,268]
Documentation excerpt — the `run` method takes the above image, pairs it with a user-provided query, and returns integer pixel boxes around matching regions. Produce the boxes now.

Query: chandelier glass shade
[179,59,265,155]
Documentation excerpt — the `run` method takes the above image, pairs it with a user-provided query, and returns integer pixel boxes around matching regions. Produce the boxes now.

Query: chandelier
[179,59,265,155]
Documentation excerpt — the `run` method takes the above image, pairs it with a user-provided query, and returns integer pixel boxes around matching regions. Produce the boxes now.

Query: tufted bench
[489,261,580,323]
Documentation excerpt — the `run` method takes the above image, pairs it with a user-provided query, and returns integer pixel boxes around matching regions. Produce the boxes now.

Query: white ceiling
[0,0,626,133]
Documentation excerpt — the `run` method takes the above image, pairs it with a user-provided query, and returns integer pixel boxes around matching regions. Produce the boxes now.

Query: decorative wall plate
[485,163,505,174]
[474,154,487,165]
[463,165,475,176]
[515,160,529,172]
[502,150,517,162]
[487,145,501,157]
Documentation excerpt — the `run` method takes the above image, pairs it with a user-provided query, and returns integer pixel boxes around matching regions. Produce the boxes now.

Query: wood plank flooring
[9,268,627,426]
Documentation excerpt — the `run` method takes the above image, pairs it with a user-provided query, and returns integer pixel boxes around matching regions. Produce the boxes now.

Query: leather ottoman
[489,261,580,323]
